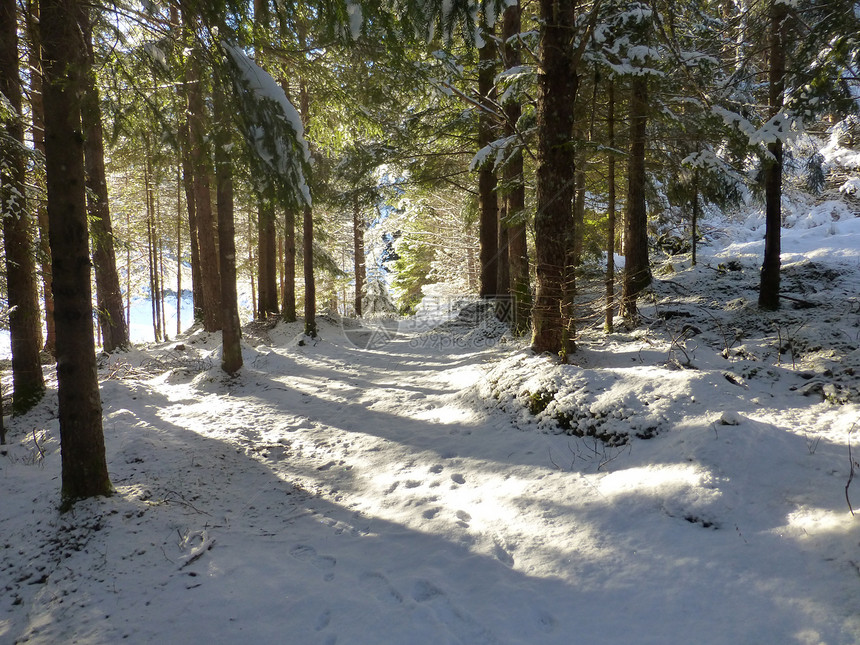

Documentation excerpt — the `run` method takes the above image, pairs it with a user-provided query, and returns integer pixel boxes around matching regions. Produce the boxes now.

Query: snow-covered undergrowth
[2,205,860,645]
[470,202,860,448]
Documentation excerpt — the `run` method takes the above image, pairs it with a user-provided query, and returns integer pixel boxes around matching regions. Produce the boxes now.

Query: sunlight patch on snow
[435,364,485,389]
[413,404,474,424]
[785,508,855,536]
[598,464,709,498]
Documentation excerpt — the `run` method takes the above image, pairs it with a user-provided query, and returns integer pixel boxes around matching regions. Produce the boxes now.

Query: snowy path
[3,312,860,645]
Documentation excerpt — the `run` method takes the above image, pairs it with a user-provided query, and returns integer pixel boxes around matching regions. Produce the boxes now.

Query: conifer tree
[1,0,44,414]
[214,72,242,374]
[183,8,222,332]
[24,0,55,355]
[80,9,129,352]
[531,0,583,358]
[477,15,499,298]
[40,0,111,506]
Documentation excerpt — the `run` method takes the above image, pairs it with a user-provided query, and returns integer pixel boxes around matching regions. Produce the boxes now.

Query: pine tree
[183,8,222,332]
[24,0,55,355]
[80,9,129,352]
[1,0,45,414]
[531,0,580,358]
[500,1,530,335]
[477,15,499,298]
[621,72,651,320]
[40,0,111,507]
[214,73,242,374]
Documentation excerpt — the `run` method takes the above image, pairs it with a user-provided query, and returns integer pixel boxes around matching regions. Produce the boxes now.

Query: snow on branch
[712,105,803,149]
[222,42,311,206]
[469,134,518,171]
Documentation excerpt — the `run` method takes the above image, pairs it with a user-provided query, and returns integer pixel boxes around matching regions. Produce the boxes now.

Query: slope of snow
[2,208,860,645]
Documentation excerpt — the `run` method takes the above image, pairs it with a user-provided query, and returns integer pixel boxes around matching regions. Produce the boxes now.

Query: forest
[2,0,860,643]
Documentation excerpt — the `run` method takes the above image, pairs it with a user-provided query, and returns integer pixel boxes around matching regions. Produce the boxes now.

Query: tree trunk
[691,168,699,267]
[179,118,202,322]
[278,234,284,307]
[183,10,221,331]
[144,152,162,342]
[299,78,316,337]
[497,208,511,299]
[573,142,586,266]
[147,213,161,341]
[758,1,787,311]
[573,72,599,267]
[279,78,297,323]
[353,195,365,317]
[621,74,651,321]
[532,0,578,358]
[158,204,167,339]
[25,0,55,355]
[283,207,297,321]
[80,10,128,353]
[478,18,499,298]
[214,83,242,374]
[1,0,45,413]
[176,165,183,337]
[125,210,131,326]
[256,200,279,318]
[40,0,111,506]
[247,212,256,309]
[502,1,530,336]
[302,201,316,337]
[605,78,616,333]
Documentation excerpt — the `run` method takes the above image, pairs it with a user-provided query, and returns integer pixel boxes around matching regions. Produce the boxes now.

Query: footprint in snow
[412,579,444,602]
[290,544,336,580]
[359,572,403,605]
[404,480,422,489]
[315,609,331,631]
[411,579,497,643]
[492,538,514,567]
[429,464,444,474]
[422,507,441,519]
[535,609,557,634]
[384,481,399,495]
[450,474,466,485]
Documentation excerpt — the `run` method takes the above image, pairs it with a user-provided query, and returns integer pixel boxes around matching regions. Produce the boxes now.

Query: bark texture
[282,206,297,321]
[477,19,499,298]
[1,0,45,414]
[25,0,55,355]
[179,118,202,321]
[256,200,279,318]
[531,0,578,357]
[605,78,616,332]
[214,85,242,374]
[758,1,788,311]
[502,2,530,336]
[41,0,111,505]
[299,78,316,337]
[183,11,221,331]
[80,10,128,353]
[621,74,651,320]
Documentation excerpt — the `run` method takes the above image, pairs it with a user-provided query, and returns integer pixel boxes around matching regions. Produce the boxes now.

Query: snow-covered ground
[2,202,860,645]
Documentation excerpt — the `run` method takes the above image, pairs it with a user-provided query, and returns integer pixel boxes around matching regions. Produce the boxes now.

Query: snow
[222,43,311,206]
[346,1,363,40]
[3,206,860,644]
